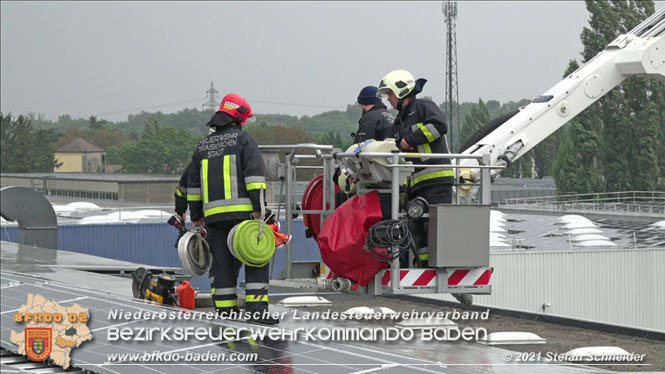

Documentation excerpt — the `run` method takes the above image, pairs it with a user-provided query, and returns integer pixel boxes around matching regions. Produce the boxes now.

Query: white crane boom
[459,8,665,201]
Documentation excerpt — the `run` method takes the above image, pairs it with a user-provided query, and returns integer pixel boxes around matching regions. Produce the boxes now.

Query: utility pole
[202,82,219,112]
[443,1,460,152]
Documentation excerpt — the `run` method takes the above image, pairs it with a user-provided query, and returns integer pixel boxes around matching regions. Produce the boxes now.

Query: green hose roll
[227,220,275,267]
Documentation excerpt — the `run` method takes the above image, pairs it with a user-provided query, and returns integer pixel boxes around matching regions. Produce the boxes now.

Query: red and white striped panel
[381,268,492,288]
[447,268,492,287]
[381,269,437,288]
[319,263,334,280]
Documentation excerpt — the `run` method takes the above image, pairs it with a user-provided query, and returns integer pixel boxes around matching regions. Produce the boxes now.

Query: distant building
[0,173,278,203]
[491,177,557,203]
[0,173,180,202]
[54,138,106,173]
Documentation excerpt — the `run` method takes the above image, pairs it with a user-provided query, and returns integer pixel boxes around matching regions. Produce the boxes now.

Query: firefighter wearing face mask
[377,69,454,203]
[377,70,454,266]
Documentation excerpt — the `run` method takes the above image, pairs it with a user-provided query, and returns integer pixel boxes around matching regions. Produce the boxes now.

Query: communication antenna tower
[443,1,460,152]
[202,82,219,111]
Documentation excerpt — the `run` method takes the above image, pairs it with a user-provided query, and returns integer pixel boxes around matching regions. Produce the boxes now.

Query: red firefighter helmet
[218,93,255,126]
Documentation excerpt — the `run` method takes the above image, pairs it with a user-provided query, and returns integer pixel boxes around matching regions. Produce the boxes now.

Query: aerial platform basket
[258,143,496,299]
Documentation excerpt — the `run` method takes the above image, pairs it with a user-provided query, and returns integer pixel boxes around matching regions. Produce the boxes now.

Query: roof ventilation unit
[0,186,57,249]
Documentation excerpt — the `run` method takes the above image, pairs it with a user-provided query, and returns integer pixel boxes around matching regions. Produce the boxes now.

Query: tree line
[2,1,663,192]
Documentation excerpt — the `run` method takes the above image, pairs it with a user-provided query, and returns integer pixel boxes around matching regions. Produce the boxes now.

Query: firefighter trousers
[406,184,453,267]
[206,220,269,315]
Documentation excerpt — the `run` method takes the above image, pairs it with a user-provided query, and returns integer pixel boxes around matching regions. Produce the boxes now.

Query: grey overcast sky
[1,1,662,122]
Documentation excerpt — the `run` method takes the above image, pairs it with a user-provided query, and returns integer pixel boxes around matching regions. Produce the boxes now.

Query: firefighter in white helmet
[378,70,454,266]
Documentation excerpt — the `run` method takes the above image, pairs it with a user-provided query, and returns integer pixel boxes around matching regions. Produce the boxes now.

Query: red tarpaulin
[316,190,388,286]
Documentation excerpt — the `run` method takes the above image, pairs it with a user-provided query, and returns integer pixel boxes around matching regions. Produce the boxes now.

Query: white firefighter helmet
[377,69,416,99]
[336,166,357,195]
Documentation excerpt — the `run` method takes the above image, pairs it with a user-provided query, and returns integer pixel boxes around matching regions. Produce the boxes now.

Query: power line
[95,95,347,118]
[96,98,202,116]
[249,99,346,110]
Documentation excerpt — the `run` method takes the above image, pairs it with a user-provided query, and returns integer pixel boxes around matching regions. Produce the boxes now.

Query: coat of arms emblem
[25,328,52,362]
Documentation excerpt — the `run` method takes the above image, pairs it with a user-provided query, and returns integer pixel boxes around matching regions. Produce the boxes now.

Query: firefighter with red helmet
[187,93,278,325]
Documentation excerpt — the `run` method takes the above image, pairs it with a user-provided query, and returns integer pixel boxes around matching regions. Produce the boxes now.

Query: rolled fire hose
[177,230,212,277]
[226,187,276,267]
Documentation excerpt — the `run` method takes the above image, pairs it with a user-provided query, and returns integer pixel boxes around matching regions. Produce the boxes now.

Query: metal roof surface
[1,242,605,374]
[490,212,665,251]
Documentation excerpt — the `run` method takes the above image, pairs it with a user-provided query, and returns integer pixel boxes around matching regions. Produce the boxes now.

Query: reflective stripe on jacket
[174,163,191,215]
[394,98,454,190]
[187,112,266,224]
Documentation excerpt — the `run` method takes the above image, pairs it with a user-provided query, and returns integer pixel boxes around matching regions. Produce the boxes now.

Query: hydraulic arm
[459,8,665,202]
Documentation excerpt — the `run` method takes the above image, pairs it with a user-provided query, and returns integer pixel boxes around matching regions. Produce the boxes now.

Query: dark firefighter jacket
[354,103,395,143]
[393,98,454,192]
[174,162,192,215]
[187,112,266,225]
[333,104,396,189]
